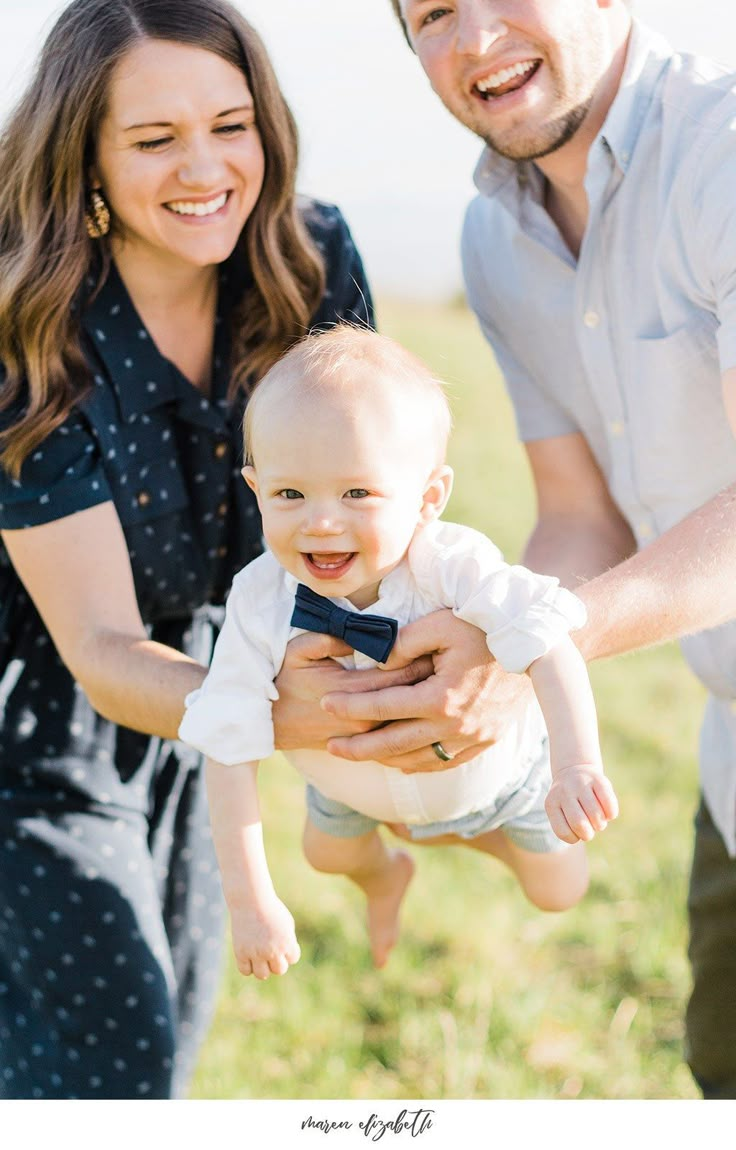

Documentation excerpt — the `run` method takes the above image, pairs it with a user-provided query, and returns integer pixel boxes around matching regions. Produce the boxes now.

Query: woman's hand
[322,611,533,773]
[272,631,434,751]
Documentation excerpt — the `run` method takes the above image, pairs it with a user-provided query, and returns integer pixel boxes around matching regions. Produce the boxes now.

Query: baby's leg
[463,829,589,912]
[303,818,414,967]
[387,823,587,912]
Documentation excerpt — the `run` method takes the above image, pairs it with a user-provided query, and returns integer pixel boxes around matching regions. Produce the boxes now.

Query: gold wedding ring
[431,741,454,762]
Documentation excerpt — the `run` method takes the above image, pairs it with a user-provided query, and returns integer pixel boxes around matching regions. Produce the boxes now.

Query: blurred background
[1,0,734,1102]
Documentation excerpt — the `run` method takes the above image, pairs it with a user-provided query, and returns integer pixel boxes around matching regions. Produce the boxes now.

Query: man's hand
[272,631,433,751]
[323,611,533,772]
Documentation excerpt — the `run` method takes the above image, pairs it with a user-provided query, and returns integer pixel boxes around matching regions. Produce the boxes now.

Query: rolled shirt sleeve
[178,555,289,765]
[410,521,586,673]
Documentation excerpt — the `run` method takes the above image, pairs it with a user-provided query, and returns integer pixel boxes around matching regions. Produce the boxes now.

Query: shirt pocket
[630,321,731,512]
[115,457,189,527]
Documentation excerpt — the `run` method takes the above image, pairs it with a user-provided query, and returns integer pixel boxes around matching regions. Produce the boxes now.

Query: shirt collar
[595,18,672,175]
[473,19,673,195]
[81,260,233,431]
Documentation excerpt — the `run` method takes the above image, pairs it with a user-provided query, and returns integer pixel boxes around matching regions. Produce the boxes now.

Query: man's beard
[483,94,595,162]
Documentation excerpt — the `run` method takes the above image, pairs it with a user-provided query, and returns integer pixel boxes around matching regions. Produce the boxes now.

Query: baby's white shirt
[179,520,586,826]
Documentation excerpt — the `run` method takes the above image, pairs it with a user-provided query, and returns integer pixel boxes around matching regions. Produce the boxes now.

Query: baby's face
[243,387,447,608]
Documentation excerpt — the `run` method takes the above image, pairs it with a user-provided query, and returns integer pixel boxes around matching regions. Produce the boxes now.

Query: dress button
[136,491,151,507]
[214,442,228,459]
[638,521,653,540]
[583,310,600,328]
[609,419,625,437]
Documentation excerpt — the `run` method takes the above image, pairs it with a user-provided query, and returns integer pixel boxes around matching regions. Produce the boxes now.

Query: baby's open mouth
[475,59,540,99]
[303,552,356,580]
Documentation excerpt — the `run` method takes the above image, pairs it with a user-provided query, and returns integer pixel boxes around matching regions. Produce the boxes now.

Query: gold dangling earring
[85,188,111,238]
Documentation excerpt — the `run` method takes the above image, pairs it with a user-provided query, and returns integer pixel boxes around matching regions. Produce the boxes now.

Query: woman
[0,0,377,1099]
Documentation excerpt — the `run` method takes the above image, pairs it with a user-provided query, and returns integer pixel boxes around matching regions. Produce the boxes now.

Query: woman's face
[93,38,266,276]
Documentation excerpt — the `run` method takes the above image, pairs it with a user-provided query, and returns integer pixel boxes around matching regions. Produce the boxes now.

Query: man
[390,0,736,1098]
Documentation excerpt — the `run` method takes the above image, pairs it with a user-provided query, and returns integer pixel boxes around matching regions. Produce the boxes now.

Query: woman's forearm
[76,630,207,739]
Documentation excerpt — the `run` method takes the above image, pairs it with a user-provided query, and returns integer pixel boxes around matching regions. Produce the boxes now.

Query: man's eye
[278,489,303,500]
[346,489,369,499]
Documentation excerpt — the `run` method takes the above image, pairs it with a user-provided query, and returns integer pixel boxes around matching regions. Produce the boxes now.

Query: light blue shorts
[305,739,565,855]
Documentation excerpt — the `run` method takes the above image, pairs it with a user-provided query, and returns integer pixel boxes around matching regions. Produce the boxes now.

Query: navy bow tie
[290,582,398,663]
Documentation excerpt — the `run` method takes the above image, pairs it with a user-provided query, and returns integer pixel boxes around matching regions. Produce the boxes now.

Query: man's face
[400,0,611,162]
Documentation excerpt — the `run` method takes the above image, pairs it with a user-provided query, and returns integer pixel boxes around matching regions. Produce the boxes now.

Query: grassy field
[191,297,704,1101]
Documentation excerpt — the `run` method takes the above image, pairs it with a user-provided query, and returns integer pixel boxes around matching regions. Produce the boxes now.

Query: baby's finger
[251,958,272,981]
[545,800,580,845]
[566,802,596,842]
[269,953,290,976]
[593,776,619,821]
[578,788,609,833]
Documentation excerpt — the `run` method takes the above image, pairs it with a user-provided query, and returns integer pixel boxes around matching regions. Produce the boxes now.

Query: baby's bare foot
[365,849,415,968]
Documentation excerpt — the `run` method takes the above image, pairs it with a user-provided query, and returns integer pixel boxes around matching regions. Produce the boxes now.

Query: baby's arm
[205,758,300,979]
[528,637,618,843]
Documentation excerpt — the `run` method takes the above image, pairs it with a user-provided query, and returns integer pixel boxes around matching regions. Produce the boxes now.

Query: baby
[179,327,618,978]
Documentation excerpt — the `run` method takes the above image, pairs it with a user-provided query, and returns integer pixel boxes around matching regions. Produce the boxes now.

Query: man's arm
[522,431,637,584]
[524,384,736,661]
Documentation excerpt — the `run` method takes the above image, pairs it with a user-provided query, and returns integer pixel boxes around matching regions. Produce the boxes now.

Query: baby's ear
[241,464,260,498]
[419,465,453,524]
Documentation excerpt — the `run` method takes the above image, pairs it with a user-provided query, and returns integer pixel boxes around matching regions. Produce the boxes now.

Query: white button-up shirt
[179,520,585,826]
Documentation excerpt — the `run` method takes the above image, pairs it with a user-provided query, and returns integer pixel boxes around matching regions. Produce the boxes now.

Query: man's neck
[534,20,632,259]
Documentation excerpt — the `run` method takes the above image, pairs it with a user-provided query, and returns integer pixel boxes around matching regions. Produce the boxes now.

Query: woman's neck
[111,242,218,323]
[111,244,219,393]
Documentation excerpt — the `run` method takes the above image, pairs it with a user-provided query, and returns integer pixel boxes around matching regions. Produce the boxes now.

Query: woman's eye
[278,489,303,500]
[135,137,173,152]
[422,7,450,26]
[346,489,369,499]
[214,122,249,136]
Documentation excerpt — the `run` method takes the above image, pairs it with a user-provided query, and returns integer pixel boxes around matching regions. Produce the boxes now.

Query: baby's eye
[277,488,303,500]
[345,488,370,499]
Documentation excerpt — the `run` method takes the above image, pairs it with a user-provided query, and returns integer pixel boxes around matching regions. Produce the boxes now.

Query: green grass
[191,297,704,1100]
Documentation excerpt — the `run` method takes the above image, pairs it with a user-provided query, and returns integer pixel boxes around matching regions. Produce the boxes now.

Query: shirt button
[214,441,228,459]
[217,502,227,517]
[638,521,653,540]
[609,419,626,437]
[136,491,151,508]
[216,546,227,559]
[583,310,600,328]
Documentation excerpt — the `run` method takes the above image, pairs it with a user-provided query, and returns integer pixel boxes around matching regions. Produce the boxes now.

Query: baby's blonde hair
[244,325,452,466]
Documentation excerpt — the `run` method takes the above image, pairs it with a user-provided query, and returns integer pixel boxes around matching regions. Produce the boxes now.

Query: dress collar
[81,260,234,431]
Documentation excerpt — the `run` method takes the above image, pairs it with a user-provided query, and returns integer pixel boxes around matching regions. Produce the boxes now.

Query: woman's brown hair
[0,0,325,478]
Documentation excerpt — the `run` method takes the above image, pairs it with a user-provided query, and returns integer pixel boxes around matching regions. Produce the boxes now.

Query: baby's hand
[545,764,619,844]
[229,895,301,980]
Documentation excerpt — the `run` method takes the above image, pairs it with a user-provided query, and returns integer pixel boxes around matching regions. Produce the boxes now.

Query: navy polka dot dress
[0,200,373,1099]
